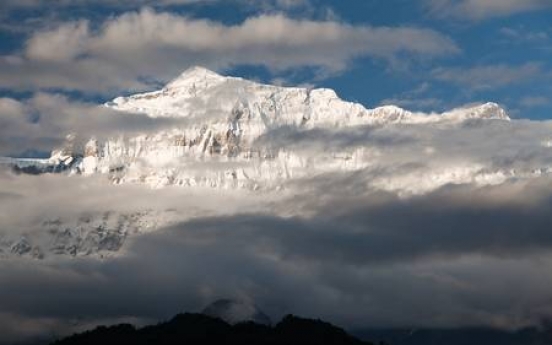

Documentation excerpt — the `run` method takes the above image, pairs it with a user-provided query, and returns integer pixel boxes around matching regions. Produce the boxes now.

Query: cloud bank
[0,93,185,156]
[0,8,458,93]
[3,173,552,343]
[3,117,552,342]
[0,0,305,10]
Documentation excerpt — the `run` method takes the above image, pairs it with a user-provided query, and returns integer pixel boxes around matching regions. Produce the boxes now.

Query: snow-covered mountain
[4,67,552,260]
[2,66,516,192]
[107,66,509,124]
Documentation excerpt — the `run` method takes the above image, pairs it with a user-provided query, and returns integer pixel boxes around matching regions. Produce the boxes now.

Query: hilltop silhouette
[50,313,377,345]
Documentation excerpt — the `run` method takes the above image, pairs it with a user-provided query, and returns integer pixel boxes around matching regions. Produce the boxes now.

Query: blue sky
[0,0,551,119]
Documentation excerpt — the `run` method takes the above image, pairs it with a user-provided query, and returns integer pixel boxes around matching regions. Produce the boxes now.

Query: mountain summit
[108,66,510,123]
[165,65,227,90]
[176,65,224,79]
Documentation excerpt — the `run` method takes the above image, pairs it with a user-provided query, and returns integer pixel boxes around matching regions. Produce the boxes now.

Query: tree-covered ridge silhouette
[50,313,377,345]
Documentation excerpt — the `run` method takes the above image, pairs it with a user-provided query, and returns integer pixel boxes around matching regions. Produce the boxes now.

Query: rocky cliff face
[0,210,179,260]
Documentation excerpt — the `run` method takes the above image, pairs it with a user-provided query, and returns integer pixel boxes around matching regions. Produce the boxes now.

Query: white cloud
[520,96,550,108]
[379,82,446,111]
[499,27,550,43]
[432,63,544,90]
[380,97,443,110]
[426,0,552,20]
[0,0,213,9]
[0,93,184,155]
[25,21,90,62]
[0,8,459,93]
[0,0,308,7]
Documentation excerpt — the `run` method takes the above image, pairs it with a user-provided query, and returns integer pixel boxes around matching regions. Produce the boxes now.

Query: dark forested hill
[50,313,376,345]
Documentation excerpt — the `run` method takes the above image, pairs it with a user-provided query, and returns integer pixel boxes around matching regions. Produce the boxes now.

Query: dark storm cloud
[2,116,552,344]
[141,178,552,266]
[3,174,552,343]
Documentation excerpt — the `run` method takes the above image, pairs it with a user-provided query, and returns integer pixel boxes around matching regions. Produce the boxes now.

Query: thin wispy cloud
[431,63,546,90]
[0,93,186,155]
[426,0,552,20]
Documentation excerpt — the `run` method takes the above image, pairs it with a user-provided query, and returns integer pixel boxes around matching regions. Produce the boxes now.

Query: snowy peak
[165,65,226,90]
[108,66,509,125]
[180,65,222,78]
[443,102,510,121]
[367,105,412,123]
